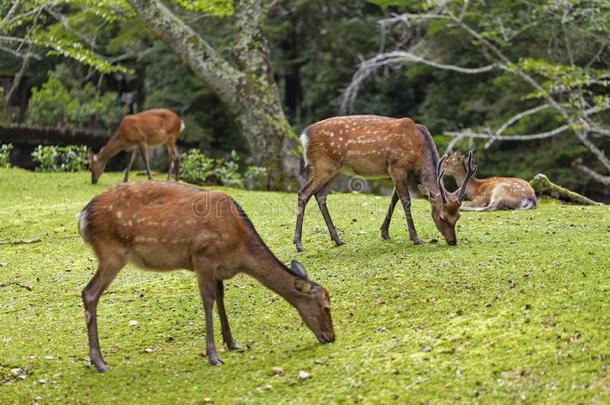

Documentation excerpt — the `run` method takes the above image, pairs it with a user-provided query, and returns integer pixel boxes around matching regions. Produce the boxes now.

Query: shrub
[180,149,215,184]
[0,144,13,168]
[244,166,268,190]
[214,150,244,188]
[31,145,88,172]
[180,149,245,188]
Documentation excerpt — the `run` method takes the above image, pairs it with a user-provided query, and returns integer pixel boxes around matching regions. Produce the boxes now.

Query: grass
[0,168,608,404]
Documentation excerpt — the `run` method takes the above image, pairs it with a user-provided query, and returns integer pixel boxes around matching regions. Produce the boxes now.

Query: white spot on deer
[127,220,133,227]
[108,204,113,211]
[93,155,98,162]
[117,211,123,219]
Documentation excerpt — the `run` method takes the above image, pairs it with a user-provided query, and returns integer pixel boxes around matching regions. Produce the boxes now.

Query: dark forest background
[1,0,608,200]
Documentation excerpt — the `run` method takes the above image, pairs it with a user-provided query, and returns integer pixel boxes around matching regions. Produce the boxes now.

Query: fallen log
[530,174,602,205]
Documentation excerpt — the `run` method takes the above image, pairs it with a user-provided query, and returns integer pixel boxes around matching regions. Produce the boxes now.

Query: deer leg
[390,169,424,245]
[123,150,137,182]
[215,281,240,350]
[138,143,152,180]
[294,180,315,252]
[173,147,181,181]
[167,148,174,181]
[380,189,399,240]
[314,176,343,247]
[82,251,126,372]
[294,173,333,252]
[460,201,498,211]
[195,264,222,365]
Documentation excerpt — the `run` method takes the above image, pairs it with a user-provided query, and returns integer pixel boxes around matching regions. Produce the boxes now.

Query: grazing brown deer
[78,182,334,371]
[294,115,477,252]
[442,151,537,211]
[87,109,184,184]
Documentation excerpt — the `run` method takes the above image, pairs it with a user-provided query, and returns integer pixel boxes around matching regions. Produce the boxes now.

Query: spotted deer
[87,109,184,184]
[442,151,537,211]
[79,181,334,371]
[294,115,477,252]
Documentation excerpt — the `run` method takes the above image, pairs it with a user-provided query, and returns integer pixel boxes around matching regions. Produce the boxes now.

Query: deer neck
[95,136,125,166]
[451,166,481,196]
[418,157,444,198]
[241,243,302,306]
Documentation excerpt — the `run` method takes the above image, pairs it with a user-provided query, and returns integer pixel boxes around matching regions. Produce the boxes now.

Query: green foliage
[214,150,244,189]
[172,0,233,16]
[0,144,13,168]
[244,165,268,190]
[31,145,88,172]
[179,149,215,185]
[180,149,244,188]
[27,65,126,129]
[0,168,609,403]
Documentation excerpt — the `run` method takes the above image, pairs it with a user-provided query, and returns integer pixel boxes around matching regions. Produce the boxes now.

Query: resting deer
[87,109,184,184]
[442,151,537,211]
[79,182,334,371]
[294,115,477,252]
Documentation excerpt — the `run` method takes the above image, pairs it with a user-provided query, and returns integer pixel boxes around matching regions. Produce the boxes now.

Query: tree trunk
[128,0,298,189]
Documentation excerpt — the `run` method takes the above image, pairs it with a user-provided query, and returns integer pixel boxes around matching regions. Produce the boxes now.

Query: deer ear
[291,260,308,279]
[294,278,314,295]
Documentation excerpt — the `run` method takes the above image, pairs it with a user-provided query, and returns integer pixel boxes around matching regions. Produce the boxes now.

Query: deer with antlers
[442,151,537,211]
[79,182,334,371]
[294,115,477,252]
[87,109,184,184]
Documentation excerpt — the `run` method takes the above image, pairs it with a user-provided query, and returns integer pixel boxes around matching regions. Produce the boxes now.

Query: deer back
[80,182,246,273]
[115,109,182,147]
[302,115,428,177]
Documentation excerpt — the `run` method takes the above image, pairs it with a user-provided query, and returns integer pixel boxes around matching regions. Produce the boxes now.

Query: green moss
[0,168,608,403]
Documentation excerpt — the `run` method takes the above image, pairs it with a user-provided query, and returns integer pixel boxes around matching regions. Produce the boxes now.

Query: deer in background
[295,115,477,252]
[87,108,184,184]
[79,182,334,371]
[442,151,537,211]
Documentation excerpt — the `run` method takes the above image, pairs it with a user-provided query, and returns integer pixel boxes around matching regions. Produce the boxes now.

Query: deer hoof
[295,245,307,253]
[412,238,425,245]
[94,363,110,373]
[227,342,243,351]
[381,232,390,240]
[209,357,224,366]
[334,239,345,247]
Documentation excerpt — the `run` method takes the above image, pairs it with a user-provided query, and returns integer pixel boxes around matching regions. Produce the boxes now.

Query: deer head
[418,151,477,245]
[443,151,469,177]
[87,149,105,184]
[290,260,335,343]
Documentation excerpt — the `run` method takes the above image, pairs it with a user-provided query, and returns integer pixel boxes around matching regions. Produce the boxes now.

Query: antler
[457,151,478,202]
[436,154,448,203]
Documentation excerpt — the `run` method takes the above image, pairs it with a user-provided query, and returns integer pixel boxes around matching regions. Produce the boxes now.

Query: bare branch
[445,124,571,141]
[575,163,610,185]
[589,125,610,137]
[496,104,551,135]
[444,134,465,154]
[574,130,610,172]
[339,50,497,114]
[0,44,41,59]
